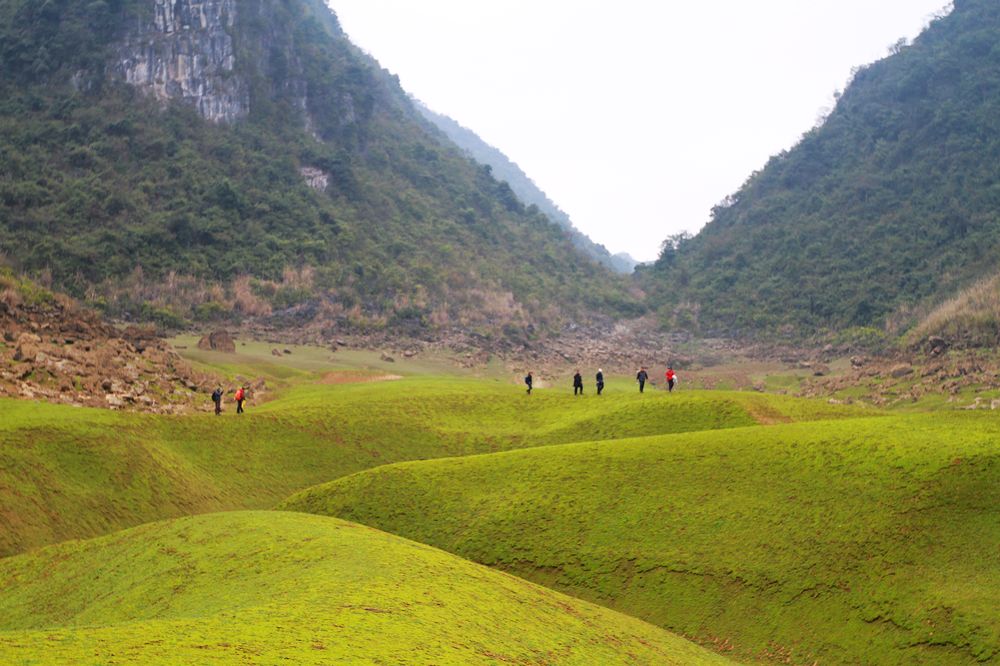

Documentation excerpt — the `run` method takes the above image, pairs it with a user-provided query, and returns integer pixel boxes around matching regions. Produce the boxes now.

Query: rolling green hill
[0,0,639,334]
[641,0,1000,338]
[0,511,735,665]
[282,413,1000,664]
[0,377,866,557]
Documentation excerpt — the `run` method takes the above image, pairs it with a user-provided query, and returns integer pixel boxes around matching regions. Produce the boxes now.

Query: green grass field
[0,511,734,665]
[282,413,1000,665]
[1,344,996,664]
[0,377,867,558]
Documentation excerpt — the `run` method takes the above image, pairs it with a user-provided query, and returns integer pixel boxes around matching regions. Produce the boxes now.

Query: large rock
[13,333,42,363]
[889,364,914,379]
[197,330,236,353]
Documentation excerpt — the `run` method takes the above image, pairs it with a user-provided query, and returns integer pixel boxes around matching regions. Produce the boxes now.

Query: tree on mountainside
[640,0,1000,338]
[0,0,641,334]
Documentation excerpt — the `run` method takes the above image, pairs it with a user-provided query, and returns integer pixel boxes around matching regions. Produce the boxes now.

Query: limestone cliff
[114,0,248,122]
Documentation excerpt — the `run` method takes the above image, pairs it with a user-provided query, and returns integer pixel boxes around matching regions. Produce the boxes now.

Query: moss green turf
[0,380,865,557]
[0,511,734,665]
[282,413,1000,665]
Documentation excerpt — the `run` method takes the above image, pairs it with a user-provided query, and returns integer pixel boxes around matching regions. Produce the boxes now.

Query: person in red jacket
[665,367,677,392]
[235,386,246,414]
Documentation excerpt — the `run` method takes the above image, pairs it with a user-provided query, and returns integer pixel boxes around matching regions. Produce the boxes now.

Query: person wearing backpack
[211,387,223,415]
[596,369,605,395]
[525,372,533,395]
[573,370,584,396]
[235,386,246,414]
[636,367,648,393]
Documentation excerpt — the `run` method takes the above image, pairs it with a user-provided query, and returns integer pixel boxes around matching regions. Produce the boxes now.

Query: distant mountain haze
[642,0,1000,338]
[0,0,641,333]
[416,103,638,274]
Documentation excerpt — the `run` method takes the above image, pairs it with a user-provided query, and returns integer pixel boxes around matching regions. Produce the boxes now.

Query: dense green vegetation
[0,0,640,333]
[641,0,1000,338]
[0,511,733,665]
[0,374,865,557]
[284,413,1000,665]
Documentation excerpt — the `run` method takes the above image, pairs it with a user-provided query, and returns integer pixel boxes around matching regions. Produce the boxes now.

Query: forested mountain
[0,0,640,334]
[417,104,638,274]
[641,0,1000,338]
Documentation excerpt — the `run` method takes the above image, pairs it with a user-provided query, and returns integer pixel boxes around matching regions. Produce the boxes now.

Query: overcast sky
[328,1,953,262]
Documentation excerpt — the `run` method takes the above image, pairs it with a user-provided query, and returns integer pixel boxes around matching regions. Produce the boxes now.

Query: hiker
[596,369,605,395]
[665,367,677,392]
[573,370,584,396]
[211,386,223,415]
[525,371,533,395]
[235,386,246,414]
[636,367,648,393]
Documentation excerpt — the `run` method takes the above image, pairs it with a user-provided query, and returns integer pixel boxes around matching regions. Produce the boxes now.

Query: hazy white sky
[328,1,952,261]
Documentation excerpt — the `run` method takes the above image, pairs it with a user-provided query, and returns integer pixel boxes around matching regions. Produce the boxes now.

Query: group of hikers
[210,386,248,415]
[524,366,678,395]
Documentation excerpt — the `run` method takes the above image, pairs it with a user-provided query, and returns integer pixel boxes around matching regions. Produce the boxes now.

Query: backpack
[235,388,244,401]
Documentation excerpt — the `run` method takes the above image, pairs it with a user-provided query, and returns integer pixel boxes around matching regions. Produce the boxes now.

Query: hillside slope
[0,379,866,556]
[283,413,1000,665]
[0,511,734,665]
[0,0,639,335]
[418,104,637,274]
[642,0,1000,337]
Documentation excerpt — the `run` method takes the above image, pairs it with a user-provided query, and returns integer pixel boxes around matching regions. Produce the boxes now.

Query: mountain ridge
[641,0,1000,339]
[0,0,641,338]
[417,103,638,274]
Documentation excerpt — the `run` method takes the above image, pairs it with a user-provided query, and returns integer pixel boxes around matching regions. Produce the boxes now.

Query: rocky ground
[800,347,1000,407]
[7,278,1000,414]
[0,290,220,414]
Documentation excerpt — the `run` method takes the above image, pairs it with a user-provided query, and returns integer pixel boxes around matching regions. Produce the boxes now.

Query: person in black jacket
[573,370,584,396]
[211,387,223,415]
[636,367,648,393]
[524,372,533,395]
[596,369,605,395]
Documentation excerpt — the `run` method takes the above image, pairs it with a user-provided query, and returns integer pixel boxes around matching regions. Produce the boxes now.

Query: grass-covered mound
[0,511,734,665]
[0,379,867,557]
[282,413,1000,665]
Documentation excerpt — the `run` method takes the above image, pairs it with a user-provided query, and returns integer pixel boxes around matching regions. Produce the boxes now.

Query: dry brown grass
[908,272,1000,346]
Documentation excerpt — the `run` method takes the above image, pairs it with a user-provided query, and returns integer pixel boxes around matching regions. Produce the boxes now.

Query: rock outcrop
[114,0,248,123]
[197,329,237,353]
[0,285,218,413]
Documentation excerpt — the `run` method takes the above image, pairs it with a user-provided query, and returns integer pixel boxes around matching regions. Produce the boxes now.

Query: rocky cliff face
[114,0,248,122]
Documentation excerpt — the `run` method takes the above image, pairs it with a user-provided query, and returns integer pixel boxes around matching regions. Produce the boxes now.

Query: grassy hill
[641,0,1000,338]
[0,511,734,665]
[282,413,1000,664]
[0,0,639,334]
[0,376,866,557]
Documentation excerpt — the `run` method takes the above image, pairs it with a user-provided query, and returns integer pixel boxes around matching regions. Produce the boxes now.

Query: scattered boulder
[197,330,236,353]
[889,364,914,379]
[271,348,283,357]
[927,336,948,356]
[380,352,396,363]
